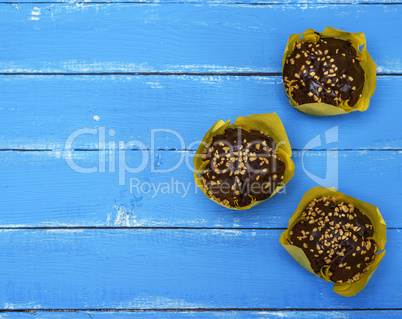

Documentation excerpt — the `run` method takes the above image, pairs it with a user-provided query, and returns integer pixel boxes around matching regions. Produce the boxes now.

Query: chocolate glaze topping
[201,128,286,208]
[283,37,365,107]
[290,196,378,284]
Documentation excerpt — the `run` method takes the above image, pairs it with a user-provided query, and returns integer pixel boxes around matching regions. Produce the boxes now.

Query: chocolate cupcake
[194,113,295,210]
[282,27,377,116]
[200,127,286,208]
[280,187,386,296]
[283,38,364,107]
[290,196,377,285]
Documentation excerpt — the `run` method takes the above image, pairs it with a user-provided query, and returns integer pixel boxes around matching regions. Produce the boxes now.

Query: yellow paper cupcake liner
[282,27,377,116]
[279,186,386,296]
[194,113,295,210]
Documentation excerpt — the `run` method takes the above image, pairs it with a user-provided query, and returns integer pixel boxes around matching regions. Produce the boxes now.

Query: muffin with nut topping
[282,27,377,116]
[289,196,377,285]
[200,127,286,208]
[283,38,364,107]
[280,187,386,296]
[194,113,295,210]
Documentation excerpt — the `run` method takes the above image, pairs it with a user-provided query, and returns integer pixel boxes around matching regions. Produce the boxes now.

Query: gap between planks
[0,226,399,230]
[0,72,400,76]
[1,308,402,312]
[0,149,401,151]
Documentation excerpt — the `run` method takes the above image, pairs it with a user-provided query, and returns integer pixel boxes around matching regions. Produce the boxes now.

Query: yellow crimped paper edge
[279,186,386,296]
[193,113,295,210]
[282,27,377,116]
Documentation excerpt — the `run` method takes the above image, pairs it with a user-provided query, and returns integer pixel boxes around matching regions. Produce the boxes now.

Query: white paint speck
[146,82,162,89]
[32,7,41,15]
[4,302,42,310]
[106,213,112,226]
[29,7,41,20]
[113,205,138,227]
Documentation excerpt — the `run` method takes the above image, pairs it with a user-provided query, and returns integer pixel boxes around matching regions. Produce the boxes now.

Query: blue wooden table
[1,0,401,317]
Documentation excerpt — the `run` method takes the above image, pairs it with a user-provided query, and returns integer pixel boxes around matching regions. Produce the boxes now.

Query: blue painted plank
[0,75,400,150]
[1,310,402,318]
[0,4,400,73]
[0,229,400,309]
[0,150,400,228]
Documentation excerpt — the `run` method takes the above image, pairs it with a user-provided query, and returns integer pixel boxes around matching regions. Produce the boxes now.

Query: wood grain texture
[0,4,400,74]
[0,229,400,309]
[2,310,402,318]
[0,75,401,150]
[0,150,400,228]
